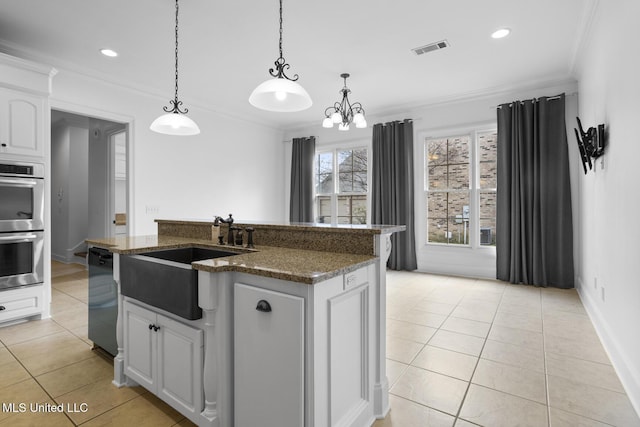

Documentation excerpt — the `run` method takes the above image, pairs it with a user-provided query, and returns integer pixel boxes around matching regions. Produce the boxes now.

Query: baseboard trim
[577,280,640,418]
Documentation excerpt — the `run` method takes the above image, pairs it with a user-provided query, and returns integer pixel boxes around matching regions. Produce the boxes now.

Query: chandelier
[150,0,200,136]
[322,73,367,131]
[249,0,312,112]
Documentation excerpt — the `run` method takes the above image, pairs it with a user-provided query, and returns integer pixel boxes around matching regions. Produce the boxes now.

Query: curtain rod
[495,92,577,109]
[282,136,315,143]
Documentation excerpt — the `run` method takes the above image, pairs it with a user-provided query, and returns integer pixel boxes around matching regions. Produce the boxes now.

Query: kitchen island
[87,219,404,427]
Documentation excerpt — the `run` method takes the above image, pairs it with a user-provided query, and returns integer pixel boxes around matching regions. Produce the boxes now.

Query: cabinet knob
[0,143,6,147]
[256,300,272,313]
[149,324,153,330]
[0,306,5,311]
[153,325,160,332]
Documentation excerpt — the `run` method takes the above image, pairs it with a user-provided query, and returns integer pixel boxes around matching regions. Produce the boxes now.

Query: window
[315,147,368,224]
[478,131,497,246]
[425,129,497,246]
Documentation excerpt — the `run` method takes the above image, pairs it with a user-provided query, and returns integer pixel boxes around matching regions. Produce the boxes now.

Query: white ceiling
[0,0,591,130]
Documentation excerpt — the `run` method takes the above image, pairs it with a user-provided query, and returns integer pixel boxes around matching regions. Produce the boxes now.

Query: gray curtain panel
[496,94,574,288]
[372,119,417,270]
[289,136,316,223]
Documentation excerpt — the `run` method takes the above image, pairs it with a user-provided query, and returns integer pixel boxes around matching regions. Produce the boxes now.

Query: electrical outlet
[601,286,605,302]
[145,205,160,214]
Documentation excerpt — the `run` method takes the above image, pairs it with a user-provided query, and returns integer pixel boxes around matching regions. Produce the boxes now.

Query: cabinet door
[234,284,304,427]
[156,313,203,417]
[0,88,45,158]
[123,301,156,390]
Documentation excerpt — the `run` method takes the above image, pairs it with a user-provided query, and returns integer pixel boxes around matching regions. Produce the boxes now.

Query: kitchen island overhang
[87,220,404,427]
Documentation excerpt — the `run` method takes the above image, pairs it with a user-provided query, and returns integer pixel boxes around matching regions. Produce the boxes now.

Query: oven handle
[0,234,39,242]
[0,178,39,187]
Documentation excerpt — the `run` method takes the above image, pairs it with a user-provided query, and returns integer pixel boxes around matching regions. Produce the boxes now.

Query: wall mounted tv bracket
[574,117,605,174]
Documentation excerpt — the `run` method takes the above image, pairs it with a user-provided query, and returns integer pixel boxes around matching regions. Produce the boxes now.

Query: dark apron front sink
[120,247,237,320]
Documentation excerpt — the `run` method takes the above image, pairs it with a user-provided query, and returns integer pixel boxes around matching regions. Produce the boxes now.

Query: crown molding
[283,75,578,134]
[569,0,600,76]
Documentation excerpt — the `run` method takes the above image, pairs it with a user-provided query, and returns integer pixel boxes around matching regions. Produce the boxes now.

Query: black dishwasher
[88,248,117,356]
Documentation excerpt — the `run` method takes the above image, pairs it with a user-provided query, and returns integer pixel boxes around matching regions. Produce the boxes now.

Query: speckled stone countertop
[86,235,376,285]
[192,247,376,284]
[155,219,406,235]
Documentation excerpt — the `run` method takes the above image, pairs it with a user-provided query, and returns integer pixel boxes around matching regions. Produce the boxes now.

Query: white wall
[87,119,112,240]
[51,68,286,237]
[284,80,579,278]
[68,126,88,254]
[573,0,640,415]
[50,118,89,262]
[51,124,69,261]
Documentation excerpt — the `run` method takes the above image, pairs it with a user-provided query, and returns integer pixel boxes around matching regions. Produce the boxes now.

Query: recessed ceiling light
[100,48,118,57]
[491,28,511,39]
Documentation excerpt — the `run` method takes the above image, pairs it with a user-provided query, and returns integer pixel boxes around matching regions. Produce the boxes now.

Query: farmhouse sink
[119,247,238,320]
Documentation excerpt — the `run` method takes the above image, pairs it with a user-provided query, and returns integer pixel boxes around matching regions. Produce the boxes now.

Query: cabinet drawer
[344,266,368,291]
[234,284,304,427]
[0,286,43,323]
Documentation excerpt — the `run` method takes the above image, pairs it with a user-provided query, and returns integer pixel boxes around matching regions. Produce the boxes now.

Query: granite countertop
[86,235,376,285]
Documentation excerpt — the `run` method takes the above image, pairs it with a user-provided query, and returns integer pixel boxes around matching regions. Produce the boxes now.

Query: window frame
[421,124,497,250]
[314,141,371,225]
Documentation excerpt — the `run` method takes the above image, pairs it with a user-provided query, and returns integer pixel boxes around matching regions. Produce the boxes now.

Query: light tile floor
[1,262,638,426]
[375,270,640,427]
[0,261,194,426]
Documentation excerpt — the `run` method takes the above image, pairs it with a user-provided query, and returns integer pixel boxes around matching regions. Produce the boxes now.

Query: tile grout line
[2,342,78,426]
[451,281,506,424]
[540,287,551,427]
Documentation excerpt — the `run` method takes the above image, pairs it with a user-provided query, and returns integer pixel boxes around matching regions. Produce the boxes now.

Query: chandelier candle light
[150,0,200,136]
[322,73,366,131]
[248,0,312,112]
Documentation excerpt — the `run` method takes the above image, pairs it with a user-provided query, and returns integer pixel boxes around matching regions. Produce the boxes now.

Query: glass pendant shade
[249,78,312,112]
[338,123,349,131]
[331,112,342,123]
[355,118,367,129]
[150,112,200,136]
[322,117,333,128]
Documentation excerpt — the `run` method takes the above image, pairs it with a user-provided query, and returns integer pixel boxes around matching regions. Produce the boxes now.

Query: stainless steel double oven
[0,160,45,290]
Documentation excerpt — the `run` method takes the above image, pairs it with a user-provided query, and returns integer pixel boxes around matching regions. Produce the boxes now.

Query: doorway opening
[50,110,128,266]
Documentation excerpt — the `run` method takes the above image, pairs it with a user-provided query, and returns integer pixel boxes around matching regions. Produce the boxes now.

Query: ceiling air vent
[412,40,450,56]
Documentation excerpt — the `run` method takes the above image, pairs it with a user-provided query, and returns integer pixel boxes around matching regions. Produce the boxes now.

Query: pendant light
[150,0,200,136]
[249,0,312,112]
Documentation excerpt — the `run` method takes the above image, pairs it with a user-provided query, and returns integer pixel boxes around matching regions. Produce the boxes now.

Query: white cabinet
[123,299,203,422]
[234,283,305,427]
[0,88,46,158]
[0,285,44,323]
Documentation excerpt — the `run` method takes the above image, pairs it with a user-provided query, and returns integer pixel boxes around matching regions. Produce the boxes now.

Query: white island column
[112,253,129,387]
[198,271,234,427]
[373,233,392,418]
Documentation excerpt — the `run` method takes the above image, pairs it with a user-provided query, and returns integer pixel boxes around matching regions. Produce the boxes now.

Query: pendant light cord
[173,0,180,104]
[278,0,283,60]
[162,0,187,114]
[267,0,298,81]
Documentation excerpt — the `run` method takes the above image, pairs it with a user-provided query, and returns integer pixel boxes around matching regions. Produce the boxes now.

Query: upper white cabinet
[0,52,55,160]
[0,88,46,158]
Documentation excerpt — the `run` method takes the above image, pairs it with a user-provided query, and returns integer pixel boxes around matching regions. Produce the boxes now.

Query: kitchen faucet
[214,214,235,244]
